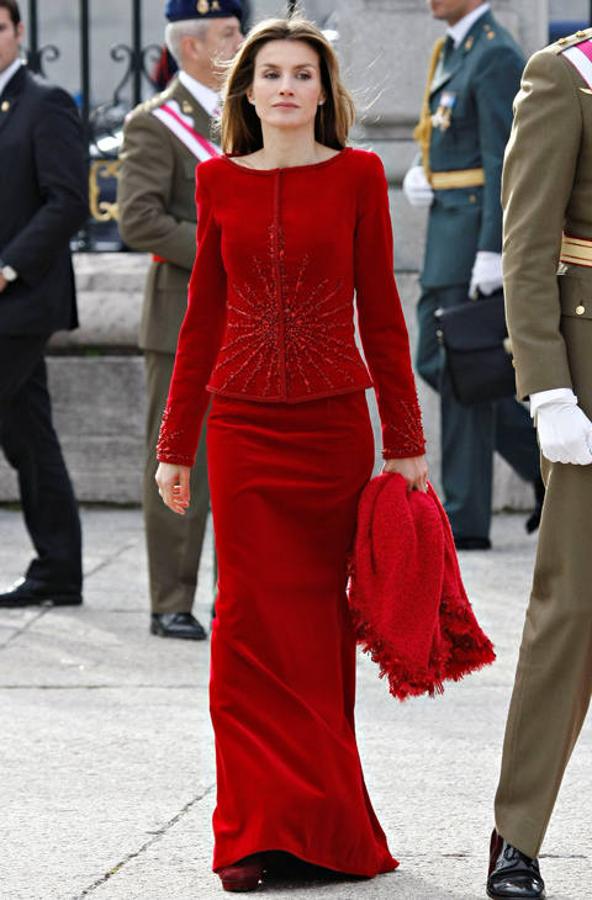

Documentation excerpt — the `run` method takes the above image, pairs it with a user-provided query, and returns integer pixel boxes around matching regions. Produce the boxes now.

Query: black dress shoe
[525,477,545,535]
[454,536,492,551]
[487,829,545,899]
[0,577,82,608]
[150,612,207,640]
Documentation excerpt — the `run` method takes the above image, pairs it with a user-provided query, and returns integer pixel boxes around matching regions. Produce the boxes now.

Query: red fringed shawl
[348,473,495,701]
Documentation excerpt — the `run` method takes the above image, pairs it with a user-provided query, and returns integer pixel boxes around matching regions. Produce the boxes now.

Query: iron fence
[25,0,257,249]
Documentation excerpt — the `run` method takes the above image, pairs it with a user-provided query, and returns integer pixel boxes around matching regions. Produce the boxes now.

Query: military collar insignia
[182,100,194,114]
[464,36,474,52]
[1,100,10,112]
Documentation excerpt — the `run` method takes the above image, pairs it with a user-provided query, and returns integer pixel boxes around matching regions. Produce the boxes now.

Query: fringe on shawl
[348,585,496,702]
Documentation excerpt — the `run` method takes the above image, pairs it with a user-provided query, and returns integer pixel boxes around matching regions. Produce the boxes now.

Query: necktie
[442,35,455,67]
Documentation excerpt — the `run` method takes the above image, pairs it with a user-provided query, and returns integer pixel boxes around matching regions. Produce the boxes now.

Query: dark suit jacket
[0,66,88,335]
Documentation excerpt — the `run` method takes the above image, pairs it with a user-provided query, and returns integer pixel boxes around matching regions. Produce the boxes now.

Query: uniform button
[576,304,586,315]
[469,194,477,203]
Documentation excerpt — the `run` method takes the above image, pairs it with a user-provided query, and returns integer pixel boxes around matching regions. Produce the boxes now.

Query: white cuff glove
[469,251,503,299]
[402,165,434,208]
[534,390,592,465]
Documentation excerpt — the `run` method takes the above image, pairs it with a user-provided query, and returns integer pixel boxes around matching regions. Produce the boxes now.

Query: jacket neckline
[222,146,351,175]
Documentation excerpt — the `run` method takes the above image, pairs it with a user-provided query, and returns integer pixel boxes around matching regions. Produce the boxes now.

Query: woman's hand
[382,455,429,492]
[155,463,191,516]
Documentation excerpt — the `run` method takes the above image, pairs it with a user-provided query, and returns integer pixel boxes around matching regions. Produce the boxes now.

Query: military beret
[165,0,243,22]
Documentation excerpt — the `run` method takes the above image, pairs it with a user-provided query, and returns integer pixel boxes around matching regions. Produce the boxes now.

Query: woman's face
[247,39,326,132]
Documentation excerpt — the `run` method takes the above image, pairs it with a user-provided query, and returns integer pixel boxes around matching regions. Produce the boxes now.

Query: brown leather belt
[560,234,592,268]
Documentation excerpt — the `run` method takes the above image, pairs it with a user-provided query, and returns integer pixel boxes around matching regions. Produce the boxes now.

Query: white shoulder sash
[152,99,221,162]
[562,39,592,88]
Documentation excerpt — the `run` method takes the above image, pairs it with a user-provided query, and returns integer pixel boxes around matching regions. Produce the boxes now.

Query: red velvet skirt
[207,390,397,877]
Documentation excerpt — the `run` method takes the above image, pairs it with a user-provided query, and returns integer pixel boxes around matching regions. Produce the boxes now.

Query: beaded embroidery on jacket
[211,223,358,397]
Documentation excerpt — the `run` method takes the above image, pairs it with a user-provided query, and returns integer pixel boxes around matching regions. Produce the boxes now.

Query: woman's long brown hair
[220,16,355,156]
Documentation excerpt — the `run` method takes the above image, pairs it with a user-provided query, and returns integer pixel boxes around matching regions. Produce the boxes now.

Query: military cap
[165,0,243,22]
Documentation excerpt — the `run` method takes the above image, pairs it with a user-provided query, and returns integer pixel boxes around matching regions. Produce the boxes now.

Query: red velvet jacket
[157,148,425,466]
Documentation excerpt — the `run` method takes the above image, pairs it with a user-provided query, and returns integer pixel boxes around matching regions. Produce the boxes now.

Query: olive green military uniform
[414,9,540,541]
[495,28,592,858]
[117,77,214,615]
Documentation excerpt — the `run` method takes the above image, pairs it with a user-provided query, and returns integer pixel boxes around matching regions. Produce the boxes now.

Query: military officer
[487,26,592,900]
[404,1,542,549]
[117,0,243,640]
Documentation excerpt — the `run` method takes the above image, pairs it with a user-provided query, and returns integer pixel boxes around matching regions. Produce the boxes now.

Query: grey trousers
[144,350,211,615]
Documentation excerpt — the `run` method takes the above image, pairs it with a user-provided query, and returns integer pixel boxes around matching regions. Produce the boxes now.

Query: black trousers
[0,335,82,589]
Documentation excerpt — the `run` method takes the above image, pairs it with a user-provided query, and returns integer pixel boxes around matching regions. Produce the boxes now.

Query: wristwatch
[0,259,17,282]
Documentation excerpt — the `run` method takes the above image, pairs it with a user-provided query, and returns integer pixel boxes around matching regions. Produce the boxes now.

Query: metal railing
[24,0,261,248]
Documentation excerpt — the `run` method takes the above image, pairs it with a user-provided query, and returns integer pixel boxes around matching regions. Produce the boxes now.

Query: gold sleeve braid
[412,37,446,185]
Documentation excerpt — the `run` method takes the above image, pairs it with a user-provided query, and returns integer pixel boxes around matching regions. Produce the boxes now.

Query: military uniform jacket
[503,29,592,405]
[117,77,215,354]
[0,67,88,335]
[421,10,524,289]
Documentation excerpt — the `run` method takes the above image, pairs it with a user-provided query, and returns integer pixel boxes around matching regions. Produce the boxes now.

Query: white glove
[469,251,503,298]
[402,165,434,208]
[534,390,592,465]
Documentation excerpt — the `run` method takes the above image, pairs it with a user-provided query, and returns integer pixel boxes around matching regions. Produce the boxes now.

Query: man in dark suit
[0,0,88,608]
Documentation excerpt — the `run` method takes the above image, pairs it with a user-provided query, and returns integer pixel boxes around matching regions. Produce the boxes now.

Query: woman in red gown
[156,15,428,894]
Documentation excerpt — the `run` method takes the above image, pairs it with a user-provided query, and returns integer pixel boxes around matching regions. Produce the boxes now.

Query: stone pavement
[0,508,589,900]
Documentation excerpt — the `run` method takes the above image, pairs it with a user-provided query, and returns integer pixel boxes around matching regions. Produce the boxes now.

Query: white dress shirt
[178,70,220,117]
[0,57,23,97]
[447,3,491,48]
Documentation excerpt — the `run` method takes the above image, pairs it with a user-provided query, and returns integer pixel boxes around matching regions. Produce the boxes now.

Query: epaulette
[553,28,592,54]
[139,91,171,114]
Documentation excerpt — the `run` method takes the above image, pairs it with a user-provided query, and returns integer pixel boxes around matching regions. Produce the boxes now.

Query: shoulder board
[126,83,177,120]
[553,28,592,54]
[555,33,592,88]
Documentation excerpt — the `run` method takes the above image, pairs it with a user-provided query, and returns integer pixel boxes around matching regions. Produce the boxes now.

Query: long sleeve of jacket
[117,111,196,270]
[355,155,425,459]
[474,44,524,254]
[2,88,88,285]
[156,168,226,465]
[502,49,581,399]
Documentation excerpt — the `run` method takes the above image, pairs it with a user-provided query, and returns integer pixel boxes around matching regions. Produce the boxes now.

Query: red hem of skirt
[212,846,399,877]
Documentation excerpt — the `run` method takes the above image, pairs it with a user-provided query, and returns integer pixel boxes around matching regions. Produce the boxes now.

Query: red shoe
[218,856,265,892]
